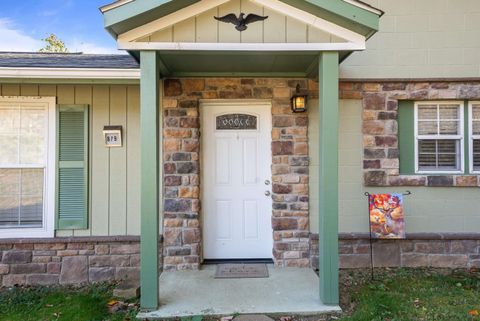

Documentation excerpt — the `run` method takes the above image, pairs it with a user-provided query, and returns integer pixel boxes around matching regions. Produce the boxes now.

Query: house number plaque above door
[216,114,257,130]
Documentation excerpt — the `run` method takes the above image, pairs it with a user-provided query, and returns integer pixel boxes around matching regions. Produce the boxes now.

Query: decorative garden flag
[369,193,406,239]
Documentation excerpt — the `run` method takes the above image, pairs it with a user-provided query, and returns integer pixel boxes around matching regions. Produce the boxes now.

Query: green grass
[340,269,480,321]
[0,283,139,321]
[0,269,478,321]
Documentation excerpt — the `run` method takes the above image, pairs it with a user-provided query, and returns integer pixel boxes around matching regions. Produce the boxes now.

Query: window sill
[0,228,54,239]
[364,172,479,187]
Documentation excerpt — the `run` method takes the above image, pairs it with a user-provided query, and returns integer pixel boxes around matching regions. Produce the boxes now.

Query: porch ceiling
[146,50,342,78]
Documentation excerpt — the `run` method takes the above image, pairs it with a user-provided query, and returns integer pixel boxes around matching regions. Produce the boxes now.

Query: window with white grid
[415,102,464,173]
[470,102,480,173]
[0,97,55,238]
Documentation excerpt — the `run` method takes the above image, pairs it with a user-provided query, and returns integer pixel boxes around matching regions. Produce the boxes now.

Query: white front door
[202,101,272,259]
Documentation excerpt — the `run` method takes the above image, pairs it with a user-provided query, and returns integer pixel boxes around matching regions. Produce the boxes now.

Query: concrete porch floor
[137,265,341,319]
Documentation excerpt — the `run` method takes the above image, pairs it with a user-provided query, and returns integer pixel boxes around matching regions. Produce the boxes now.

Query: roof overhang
[102,0,381,39]
[0,67,140,84]
[101,0,382,77]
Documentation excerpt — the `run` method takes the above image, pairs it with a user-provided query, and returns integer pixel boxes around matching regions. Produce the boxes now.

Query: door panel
[203,102,272,259]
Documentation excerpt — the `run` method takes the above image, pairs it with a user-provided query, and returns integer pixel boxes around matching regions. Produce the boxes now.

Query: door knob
[264,191,271,196]
[264,180,271,185]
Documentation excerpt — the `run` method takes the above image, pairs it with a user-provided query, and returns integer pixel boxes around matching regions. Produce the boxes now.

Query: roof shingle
[0,52,139,69]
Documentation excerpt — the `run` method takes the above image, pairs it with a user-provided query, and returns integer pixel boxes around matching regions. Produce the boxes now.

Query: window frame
[0,96,56,238]
[414,101,465,174]
[469,101,480,174]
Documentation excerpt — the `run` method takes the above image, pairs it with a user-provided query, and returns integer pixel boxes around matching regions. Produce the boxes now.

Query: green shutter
[56,105,89,229]
[398,101,415,175]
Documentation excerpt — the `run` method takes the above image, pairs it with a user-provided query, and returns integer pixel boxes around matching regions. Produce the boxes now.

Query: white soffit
[116,0,366,50]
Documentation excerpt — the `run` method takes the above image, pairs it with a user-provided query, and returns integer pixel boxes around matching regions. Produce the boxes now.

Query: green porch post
[140,50,161,310]
[318,51,340,305]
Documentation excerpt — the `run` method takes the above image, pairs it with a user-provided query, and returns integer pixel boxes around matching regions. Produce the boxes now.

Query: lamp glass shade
[291,95,307,112]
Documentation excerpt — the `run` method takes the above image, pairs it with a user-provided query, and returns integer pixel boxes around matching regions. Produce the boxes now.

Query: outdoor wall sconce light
[291,84,308,113]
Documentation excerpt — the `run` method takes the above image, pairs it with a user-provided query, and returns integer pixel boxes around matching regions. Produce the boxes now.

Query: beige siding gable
[137,0,346,44]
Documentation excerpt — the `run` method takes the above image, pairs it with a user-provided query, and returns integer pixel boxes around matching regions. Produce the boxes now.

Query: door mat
[214,264,269,279]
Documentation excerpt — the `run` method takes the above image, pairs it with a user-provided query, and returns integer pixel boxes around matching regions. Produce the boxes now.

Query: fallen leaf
[469,309,479,316]
[107,300,118,306]
[45,304,54,308]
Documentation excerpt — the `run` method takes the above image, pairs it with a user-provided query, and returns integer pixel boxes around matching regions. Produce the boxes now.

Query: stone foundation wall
[310,233,480,269]
[0,237,162,287]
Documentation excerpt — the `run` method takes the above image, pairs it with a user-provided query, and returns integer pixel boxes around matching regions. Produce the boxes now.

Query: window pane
[20,136,45,164]
[473,105,480,135]
[0,197,19,227]
[0,168,43,228]
[439,121,459,135]
[20,197,43,227]
[474,140,480,171]
[418,140,437,168]
[0,106,20,135]
[418,139,460,171]
[417,105,437,120]
[418,121,438,135]
[20,107,46,164]
[0,135,19,164]
[473,121,480,136]
[437,140,457,153]
[472,105,480,120]
[439,105,460,120]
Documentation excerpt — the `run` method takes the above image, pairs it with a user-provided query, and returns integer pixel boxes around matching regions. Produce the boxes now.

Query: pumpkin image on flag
[369,193,405,239]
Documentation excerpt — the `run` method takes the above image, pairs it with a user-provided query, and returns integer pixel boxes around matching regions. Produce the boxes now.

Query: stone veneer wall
[310,234,480,270]
[0,237,162,287]
[338,81,480,187]
[162,78,314,270]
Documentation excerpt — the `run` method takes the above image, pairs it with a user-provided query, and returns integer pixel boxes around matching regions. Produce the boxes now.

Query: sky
[0,0,120,54]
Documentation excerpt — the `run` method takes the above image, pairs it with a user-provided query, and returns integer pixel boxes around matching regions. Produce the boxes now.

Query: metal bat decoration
[214,13,268,31]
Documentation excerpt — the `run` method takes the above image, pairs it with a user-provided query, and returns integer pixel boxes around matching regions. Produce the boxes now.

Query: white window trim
[0,96,56,239]
[414,101,465,174]
[469,101,480,174]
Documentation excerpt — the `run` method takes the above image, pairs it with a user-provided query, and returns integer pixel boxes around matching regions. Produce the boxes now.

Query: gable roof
[101,0,382,40]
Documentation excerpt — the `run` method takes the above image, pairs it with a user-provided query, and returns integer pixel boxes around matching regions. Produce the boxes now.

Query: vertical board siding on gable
[218,0,242,43]
[240,0,264,43]
[263,7,286,43]
[137,0,343,44]
[196,8,219,43]
[0,84,141,237]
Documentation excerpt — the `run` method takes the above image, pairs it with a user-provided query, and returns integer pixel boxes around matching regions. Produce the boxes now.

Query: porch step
[234,315,274,321]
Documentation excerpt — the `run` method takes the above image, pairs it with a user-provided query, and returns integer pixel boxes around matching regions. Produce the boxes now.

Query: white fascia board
[0,67,140,79]
[342,0,383,15]
[100,0,135,13]
[118,41,366,51]
[118,0,230,42]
